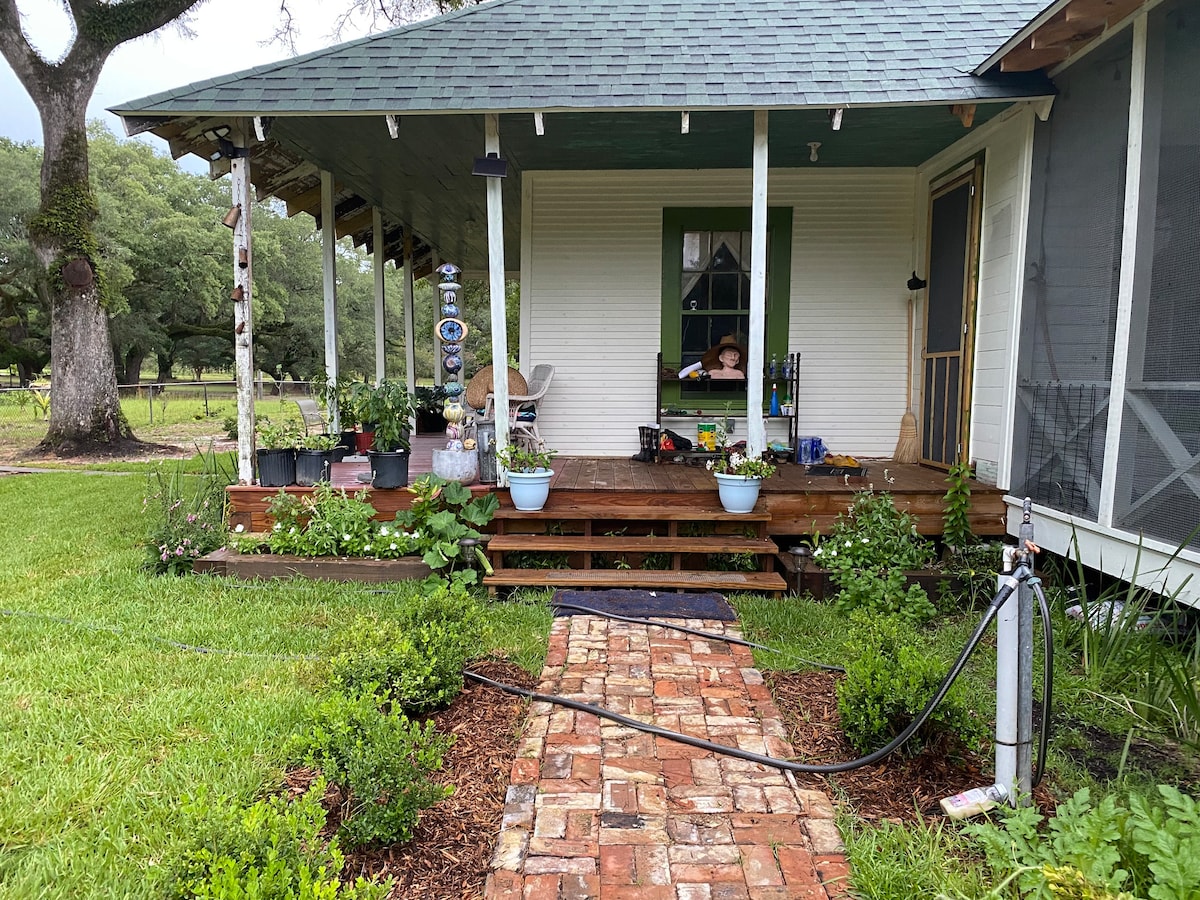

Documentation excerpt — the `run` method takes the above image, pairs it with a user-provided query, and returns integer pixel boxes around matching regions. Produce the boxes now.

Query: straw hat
[700,335,747,373]
[465,365,528,411]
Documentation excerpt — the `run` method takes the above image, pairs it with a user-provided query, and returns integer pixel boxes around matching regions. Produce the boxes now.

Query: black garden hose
[468,575,1021,775]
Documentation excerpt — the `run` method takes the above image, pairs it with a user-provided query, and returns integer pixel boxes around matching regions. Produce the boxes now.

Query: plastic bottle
[782,354,792,380]
[940,784,1007,819]
[782,383,793,417]
[769,354,778,378]
[769,383,780,416]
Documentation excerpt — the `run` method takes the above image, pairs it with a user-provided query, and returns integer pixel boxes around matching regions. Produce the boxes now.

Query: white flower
[343,533,351,541]
[364,544,371,552]
[844,540,852,547]
[812,547,823,557]
[830,549,838,557]
[272,523,281,531]
[861,537,869,544]
[234,523,245,533]
[289,527,297,534]
[380,526,390,536]
[389,542,397,550]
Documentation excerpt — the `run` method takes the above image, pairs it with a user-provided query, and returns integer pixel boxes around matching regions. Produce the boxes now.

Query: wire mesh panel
[1012,31,1132,519]
[1113,0,1200,550]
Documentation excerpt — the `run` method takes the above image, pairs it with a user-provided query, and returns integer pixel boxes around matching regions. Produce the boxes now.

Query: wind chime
[434,263,475,453]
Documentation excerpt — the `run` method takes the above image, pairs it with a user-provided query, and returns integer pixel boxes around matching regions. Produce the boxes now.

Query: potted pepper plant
[365,379,414,489]
[497,442,557,511]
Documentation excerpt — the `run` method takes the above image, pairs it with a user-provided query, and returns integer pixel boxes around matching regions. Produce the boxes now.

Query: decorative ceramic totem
[435,263,468,449]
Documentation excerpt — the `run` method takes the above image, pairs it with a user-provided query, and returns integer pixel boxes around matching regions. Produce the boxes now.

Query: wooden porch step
[493,503,769,523]
[485,534,778,555]
[483,568,788,593]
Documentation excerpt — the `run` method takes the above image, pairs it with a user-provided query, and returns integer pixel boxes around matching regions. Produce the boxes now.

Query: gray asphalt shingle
[112,0,1052,115]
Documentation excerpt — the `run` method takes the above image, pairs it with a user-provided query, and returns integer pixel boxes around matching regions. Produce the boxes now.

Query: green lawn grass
[0,471,551,899]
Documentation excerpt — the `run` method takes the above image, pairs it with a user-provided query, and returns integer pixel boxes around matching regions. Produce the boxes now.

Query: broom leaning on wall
[893,272,925,464]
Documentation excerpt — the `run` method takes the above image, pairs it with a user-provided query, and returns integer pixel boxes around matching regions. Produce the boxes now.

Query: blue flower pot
[714,473,763,514]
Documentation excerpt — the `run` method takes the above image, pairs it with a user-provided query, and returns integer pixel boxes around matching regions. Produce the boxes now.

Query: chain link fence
[0,379,317,442]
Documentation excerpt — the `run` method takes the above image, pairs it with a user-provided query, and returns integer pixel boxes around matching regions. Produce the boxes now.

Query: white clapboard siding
[522,168,916,458]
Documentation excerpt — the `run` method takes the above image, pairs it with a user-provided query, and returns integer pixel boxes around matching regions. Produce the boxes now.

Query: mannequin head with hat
[701,335,747,379]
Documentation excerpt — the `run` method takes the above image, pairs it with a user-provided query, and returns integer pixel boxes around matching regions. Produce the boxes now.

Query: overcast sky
[0,0,376,168]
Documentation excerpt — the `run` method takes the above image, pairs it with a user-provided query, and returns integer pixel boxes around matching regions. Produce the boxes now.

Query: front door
[921,161,982,468]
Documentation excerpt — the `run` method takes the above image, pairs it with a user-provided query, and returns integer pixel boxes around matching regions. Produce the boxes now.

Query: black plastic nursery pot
[256,448,296,487]
[295,449,334,486]
[367,449,410,489]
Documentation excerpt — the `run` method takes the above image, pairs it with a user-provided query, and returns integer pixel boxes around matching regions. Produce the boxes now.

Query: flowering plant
[142,449,233,575]
[706,450,777,480]
[811,490,939,623]
[705,407,776,479]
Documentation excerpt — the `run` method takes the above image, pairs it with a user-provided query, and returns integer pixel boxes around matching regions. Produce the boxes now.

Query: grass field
[0,469,551,899]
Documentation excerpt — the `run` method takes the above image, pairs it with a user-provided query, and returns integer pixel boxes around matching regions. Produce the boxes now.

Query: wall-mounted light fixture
[471,152,508,178]
[203,124,248,159]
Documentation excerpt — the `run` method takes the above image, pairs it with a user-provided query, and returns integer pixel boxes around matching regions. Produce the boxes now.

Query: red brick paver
[484,616,850,899]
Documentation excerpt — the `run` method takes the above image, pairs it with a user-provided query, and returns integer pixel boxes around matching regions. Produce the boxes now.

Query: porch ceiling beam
[336,207,374,240]
[286,182,334,218]
[1000,42,1071,72]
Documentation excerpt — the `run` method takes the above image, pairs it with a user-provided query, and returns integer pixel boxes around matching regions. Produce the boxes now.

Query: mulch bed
[765,669,1059,822]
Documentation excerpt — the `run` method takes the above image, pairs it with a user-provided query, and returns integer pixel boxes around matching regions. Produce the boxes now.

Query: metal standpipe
[995,497,1036,805]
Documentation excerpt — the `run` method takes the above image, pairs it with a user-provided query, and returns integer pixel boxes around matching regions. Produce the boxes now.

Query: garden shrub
[812,491,939,624]
[966,784,1200,900]
[836,612,984,755]
[168,782,389,899]
[290,692,454,848]
[327,584,480,714]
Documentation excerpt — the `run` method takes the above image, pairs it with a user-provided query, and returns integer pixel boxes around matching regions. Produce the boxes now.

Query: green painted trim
[659,207,793,412]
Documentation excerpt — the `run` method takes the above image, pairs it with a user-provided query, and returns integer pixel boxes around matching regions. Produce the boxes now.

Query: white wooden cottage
[113,0,1200,606]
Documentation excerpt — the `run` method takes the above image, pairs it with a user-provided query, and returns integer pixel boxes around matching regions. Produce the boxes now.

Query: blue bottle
[769,383,780,416]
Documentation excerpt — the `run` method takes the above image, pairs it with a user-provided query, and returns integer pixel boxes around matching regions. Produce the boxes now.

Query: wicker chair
[485,364,554,452]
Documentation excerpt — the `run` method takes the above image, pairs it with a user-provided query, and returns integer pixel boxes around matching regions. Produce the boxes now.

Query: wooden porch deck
[226,434,1007,539]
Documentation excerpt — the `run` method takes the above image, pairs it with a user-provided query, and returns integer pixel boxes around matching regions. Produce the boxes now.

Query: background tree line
[0,123,517,390]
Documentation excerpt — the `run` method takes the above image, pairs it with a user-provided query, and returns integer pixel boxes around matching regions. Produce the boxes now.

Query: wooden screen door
[920,162,982,468]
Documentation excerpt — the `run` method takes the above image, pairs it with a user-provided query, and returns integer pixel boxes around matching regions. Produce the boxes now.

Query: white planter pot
[714,472,763,514]
[507,468,554,511]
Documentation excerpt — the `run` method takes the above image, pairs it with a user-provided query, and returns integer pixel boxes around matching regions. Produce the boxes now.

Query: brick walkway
[484,614,851,899]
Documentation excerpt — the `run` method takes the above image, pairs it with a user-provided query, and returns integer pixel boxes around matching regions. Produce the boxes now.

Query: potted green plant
[347,380,377,454]
[414,384,448,434]
[365,378,414,489]
[295,432,339,486]
[497,442,557,511]
[705,414,777,513]
[255,418,300,487]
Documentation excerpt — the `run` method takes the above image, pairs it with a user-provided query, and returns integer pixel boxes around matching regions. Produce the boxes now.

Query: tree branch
[72,0,207,57]
[0,0,53,103]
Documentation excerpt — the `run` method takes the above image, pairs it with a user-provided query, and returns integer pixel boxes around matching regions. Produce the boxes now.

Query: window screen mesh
[1113,0,1200,550]
[1013,32,1132,518]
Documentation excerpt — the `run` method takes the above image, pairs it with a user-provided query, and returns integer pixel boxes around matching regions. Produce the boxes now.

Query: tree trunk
[28,93,133,452]
[123,348,146,385]
[156,350,174,384]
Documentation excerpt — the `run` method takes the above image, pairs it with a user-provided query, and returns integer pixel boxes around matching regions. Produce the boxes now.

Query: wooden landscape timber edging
[195,547,433,583]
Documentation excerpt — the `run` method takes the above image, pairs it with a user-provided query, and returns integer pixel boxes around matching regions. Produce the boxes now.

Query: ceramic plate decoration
[441,342,462,355]
[437,318,467,342]
[442,354,462,373]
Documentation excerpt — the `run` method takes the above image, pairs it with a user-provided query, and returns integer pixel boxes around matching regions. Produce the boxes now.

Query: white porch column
[746,110,769,457]
[231,127,255,484]
[402,234,417,413]
[320,170,340,428]
[484,112,511,482]
[373,207,387,383]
